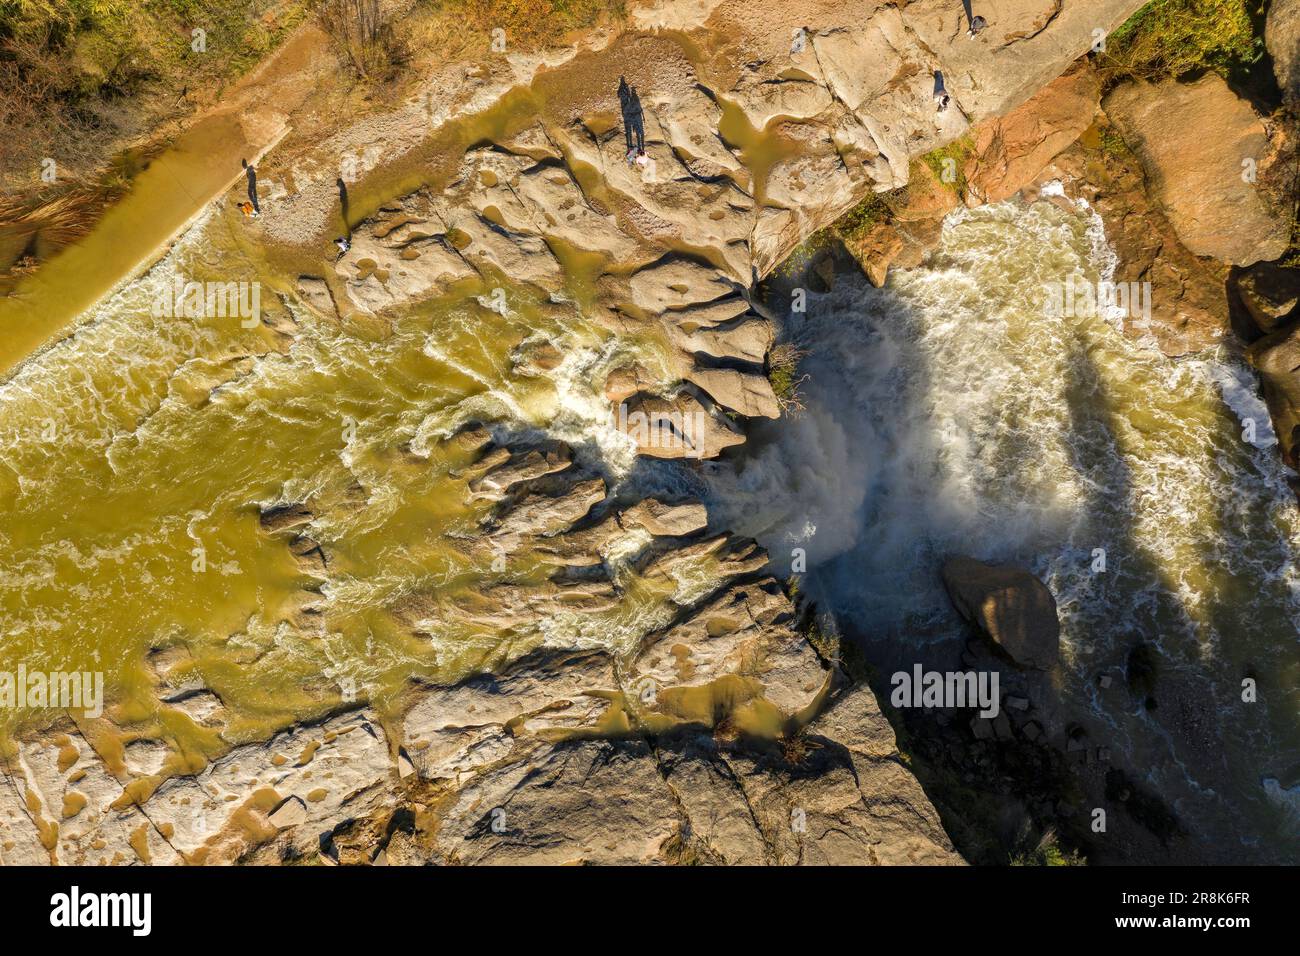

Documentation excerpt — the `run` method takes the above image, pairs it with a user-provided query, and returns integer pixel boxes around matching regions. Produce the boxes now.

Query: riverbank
[4,0,1296,866]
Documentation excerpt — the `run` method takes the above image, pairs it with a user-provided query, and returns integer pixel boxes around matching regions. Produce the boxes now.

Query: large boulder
[614,390,745,459]
[673,317,774,364]
[1103,75,1291,266]
[839,218,908,288]
[627,258,736,314]
[1232,261,1300,335]
[965,62,1101,205]
[620,498,708,537]
[1268,0,1300,105]
[1248,322,1300,468]
[941,556,1061,670]
[685,365,781,419]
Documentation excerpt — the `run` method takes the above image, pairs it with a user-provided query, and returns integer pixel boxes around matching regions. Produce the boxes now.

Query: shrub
[767,341,808,414]
[919,137,973,196]
[1010,827,1086,866]
[1102,0,1264,83]
[319,0,409,81]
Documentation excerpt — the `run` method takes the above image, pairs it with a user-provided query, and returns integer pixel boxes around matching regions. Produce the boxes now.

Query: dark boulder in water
[941,556,1060,670]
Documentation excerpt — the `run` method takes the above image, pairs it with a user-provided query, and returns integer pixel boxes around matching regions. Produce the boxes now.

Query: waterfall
[705,195,1300,848]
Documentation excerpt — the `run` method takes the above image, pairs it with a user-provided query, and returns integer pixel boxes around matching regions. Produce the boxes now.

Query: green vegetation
[796,606,876,685]
[827,190,894,279]
[802,618,838,665]
[919,136,974,197]
[0,1,310,275]
[830,153,954,255]
[1011,828,1086,866]
[1100,0,1264,83]
[1097,125,1130,159]
[774,227,831,278]
[767,341,808,414]
[1,1,309,189]
[833,190,892,245]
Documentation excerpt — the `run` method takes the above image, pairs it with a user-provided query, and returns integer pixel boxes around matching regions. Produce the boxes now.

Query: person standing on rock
[242,158,260,215]
[962,1,987,38]
[933,70,951,112]
[618,76,646,162]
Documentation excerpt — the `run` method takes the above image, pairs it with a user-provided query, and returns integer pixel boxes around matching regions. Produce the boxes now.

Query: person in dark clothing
[962,1,987,38]
[242,158,260,214]
[933,70,950,112]
[618,76,646,160]
[337,177,351,240]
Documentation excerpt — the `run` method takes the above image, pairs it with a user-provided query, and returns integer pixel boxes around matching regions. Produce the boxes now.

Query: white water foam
[704,195,1300,849]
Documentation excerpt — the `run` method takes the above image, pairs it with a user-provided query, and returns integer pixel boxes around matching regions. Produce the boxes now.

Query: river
[705,194,1300,857]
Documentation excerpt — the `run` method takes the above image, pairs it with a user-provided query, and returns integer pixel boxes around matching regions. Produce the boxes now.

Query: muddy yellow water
[0,114,283,380]
[715,97,801,205]
[0,25,803,768]
[0,179,713,756]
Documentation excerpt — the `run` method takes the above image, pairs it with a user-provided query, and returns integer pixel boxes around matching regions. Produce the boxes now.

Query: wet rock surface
[1039,117,1233,358]
[1249,322,1300,469]
[964,63,1101,206]
[0,574,960,865]
[941,557,1061,671]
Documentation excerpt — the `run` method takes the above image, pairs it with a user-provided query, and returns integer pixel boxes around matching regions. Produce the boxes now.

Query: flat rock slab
[1104,75,1290,266]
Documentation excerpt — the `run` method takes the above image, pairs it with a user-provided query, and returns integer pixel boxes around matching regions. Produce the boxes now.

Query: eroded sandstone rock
[0,767,48,865]
[620,498,708,537]
[624,579,827,718]
[614,390,745,459]
[627,257,737,313]
[672,316,773,364]
[1038,120,1231,356]
[1104,75,1290,266]
[3,0,1158,869]
[685,365,781,419]
[965,62,1101,205]
[5,721,181,866]
[1232,262,1300,336]
[144,710,395,863]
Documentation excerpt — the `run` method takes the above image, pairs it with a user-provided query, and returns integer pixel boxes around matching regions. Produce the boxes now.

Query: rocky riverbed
[3,0,1298,866]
